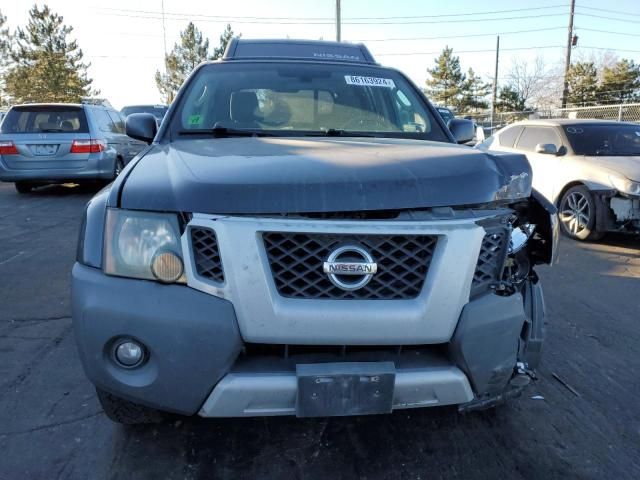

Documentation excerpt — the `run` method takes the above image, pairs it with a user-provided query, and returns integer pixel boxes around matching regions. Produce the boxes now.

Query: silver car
[477,119,640,240]
[0,103,147,193]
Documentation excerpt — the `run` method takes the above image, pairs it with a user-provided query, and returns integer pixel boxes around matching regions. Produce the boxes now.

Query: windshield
[564,124,640,156]
[171,62,449,141]
[121,105,168,120]
[1,105,88,133]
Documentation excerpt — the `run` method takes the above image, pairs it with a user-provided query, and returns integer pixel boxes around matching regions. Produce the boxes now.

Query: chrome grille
[262,232,437,300]
[191,227,224,283]
[471,229,508,296]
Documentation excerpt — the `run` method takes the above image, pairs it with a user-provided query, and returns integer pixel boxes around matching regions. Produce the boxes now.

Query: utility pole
[161,0,168,57]
[491,35,500,128]
[336,0,341,42]
[561,0,576,108]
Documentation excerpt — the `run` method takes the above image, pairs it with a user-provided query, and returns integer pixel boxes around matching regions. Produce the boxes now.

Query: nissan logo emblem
[322,245,377,291]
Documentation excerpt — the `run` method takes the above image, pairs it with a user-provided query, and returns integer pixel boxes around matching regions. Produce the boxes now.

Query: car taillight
[71,139,106,154]
[0,141,18,155]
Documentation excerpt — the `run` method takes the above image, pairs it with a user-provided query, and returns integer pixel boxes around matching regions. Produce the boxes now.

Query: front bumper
[72,263,540,416]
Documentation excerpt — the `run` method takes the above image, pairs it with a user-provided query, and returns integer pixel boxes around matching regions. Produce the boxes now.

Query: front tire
[96,388,166,425]
[14,181,33,194]
[558,186,603,241]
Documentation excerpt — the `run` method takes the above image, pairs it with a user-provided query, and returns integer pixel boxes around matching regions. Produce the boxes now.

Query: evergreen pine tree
[598,59,640,104]
[155,23,235,104]
[4,5,96,104]
[425,47,466,109]
[566,62,599,107]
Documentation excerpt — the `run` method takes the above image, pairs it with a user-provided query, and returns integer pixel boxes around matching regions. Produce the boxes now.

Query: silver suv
[0,103,146,193]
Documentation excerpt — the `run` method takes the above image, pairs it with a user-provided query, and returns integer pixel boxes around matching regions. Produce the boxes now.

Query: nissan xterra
[72,39,558,424]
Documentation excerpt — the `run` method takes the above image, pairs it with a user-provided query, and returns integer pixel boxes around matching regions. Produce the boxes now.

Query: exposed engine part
[502,250,531,286]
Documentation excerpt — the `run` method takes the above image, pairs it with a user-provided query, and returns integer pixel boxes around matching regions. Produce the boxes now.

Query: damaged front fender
[528,189,559,266]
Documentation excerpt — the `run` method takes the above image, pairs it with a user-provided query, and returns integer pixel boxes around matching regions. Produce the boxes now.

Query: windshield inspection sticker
[345,75,396,88]
[188,114,203,126]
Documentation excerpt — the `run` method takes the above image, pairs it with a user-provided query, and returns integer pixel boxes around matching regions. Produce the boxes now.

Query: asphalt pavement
[0,182,639,480]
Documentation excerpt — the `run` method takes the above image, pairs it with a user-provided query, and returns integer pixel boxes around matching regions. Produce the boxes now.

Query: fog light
[114,340,144,367]
[151,250,184,283]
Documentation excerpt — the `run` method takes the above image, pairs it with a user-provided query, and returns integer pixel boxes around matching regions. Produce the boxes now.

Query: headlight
[508,223,536,254]
[104,209,185,283]
[610,175,640,196]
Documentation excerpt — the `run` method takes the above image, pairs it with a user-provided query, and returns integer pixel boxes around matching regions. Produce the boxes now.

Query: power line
[95,4,568,21]
[375,45,640,57]
[376,45,567,56]
[577,5,640,17]
[350,26,567,43]
[96,10,568,26]
[575,11,640,24]
[577,28,640,38]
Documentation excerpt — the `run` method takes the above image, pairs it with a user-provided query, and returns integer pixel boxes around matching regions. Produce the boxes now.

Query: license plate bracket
[296,362,395,417]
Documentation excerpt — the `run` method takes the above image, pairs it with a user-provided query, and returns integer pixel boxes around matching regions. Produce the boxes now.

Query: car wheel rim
[115,161,123,176]
[560,192,590,236]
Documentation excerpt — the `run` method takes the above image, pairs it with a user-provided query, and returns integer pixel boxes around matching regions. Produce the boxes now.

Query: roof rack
[81,98,113,108]
[222,38,378,65]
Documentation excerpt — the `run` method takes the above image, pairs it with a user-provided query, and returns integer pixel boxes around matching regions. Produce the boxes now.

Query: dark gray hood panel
[119,137,531,214]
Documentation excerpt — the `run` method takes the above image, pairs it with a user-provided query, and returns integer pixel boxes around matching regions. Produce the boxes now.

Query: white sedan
[477,119,640,240]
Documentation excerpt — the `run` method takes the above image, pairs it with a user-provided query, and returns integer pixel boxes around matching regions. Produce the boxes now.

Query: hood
[118,137,531,214]
[584,155,640,182]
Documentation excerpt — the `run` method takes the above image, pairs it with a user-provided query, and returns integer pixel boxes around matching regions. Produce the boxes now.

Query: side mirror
[535,143,558,155]
[448,118,476,144]
[125,113,157,144]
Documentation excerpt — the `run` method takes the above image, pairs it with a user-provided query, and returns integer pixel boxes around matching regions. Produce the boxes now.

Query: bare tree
[505,56,549,109]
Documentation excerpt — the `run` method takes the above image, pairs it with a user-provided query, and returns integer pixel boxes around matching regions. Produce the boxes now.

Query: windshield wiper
[304,128,375,137]
[179,124,274,138]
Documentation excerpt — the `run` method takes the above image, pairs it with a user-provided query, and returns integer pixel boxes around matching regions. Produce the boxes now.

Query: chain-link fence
[546,103,640,122]
[464,102,640,135]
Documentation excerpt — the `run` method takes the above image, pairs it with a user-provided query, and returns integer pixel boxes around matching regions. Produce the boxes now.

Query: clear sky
[2,0,639,109]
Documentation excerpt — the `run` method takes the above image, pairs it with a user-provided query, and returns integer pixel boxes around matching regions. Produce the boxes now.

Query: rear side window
[107,111,125,134]
[498,126,523,147]
[92,108,117,133]
[516,127,561,151]
[0,106,88,133]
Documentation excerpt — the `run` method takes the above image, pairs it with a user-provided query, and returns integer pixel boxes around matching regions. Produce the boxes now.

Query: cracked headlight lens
[104,209,185,283]
[610,175,640,196]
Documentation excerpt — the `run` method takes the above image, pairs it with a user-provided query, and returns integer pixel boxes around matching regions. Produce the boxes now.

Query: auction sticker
[345,75,395,88]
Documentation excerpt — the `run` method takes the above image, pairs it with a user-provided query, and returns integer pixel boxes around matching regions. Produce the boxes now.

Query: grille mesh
[191,227,224,283]
[471,229,508,296]
[263,232,437,300]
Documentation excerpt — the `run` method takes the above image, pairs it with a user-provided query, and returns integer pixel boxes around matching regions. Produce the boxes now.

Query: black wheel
[96,388,166,425]
[14,181,33,194]
[558,186,603,241]
[114,157,125,178]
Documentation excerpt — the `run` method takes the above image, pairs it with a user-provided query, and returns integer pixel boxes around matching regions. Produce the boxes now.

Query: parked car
[0,111,6,124]
[477,119,640,240]
[121,104,168,128]
[435,106,455,124]
[0,103,147,193]
[73,39,557,425]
